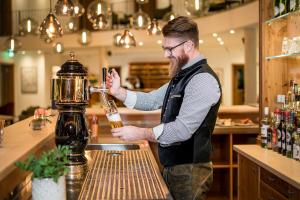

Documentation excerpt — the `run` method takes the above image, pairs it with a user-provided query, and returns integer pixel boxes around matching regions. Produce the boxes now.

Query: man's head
[162,16,199,77]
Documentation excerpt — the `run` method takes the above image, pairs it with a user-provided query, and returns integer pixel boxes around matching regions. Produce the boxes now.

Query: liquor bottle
[289,0,297,12]
[273,109,281,152]
[279,0,287,15]
[267,112,274,150]
[294,106,300,160]
[282,111,289,156]
[261,107,270,148]
[286,111,294,158]
[274,0,281,17]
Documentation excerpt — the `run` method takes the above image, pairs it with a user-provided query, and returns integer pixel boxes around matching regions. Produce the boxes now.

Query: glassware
[103,100,123,128]
[0,120,5,147]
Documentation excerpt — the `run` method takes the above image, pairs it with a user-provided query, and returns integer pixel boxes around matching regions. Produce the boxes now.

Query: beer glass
[104,100,123,128]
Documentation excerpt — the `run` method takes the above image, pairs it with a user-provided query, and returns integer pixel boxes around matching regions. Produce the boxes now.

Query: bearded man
[106,16,222,200]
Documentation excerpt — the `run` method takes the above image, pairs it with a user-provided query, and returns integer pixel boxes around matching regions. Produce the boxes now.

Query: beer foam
[106,113,121,122]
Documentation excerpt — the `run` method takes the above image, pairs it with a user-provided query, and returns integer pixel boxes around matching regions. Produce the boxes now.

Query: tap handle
[102,67,107,85]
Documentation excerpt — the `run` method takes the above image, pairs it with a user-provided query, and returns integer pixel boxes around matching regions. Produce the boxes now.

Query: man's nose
[163,50,170,58]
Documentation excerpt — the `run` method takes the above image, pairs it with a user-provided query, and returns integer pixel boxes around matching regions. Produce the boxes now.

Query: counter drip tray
[78,149,167,200]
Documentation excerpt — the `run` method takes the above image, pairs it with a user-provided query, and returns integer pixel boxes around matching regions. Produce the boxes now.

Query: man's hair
[162,16,199,48]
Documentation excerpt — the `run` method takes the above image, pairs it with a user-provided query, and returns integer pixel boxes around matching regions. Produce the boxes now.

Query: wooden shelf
[213,162,231,169]
[265,9,300,25]
[129,62,170,89]
[265,52,300,60]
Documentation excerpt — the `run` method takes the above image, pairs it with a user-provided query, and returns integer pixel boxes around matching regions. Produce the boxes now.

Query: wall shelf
[266,52,300,60]
[265,9,300,25]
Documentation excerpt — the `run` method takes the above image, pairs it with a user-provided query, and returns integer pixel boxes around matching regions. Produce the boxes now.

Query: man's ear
[185,41,193,52]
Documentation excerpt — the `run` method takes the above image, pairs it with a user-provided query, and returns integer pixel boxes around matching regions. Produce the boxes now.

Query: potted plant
[16,145,70,200]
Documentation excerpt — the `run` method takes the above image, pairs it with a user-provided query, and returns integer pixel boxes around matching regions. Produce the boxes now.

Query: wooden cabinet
[201,127,259,200]
[238,155,259,200]
[236,152,300,200]
[234,145,300,200]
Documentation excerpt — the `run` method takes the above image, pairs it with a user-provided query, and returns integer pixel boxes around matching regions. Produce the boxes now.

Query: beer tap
[89,67,109,106]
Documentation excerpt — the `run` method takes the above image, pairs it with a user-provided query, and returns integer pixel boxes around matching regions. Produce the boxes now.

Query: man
[106,16,221,200]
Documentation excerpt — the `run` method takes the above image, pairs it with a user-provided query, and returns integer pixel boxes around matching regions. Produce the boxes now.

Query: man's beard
[168,52,189,78]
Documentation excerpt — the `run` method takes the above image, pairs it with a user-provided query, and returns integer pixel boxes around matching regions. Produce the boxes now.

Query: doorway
[0,63,14,116]
[232,64,245,105]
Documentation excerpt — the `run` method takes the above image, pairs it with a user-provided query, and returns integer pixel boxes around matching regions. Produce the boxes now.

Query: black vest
[159,59,222,167]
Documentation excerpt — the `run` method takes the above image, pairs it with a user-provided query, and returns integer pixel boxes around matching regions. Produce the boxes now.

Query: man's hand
[111,126,157,142]
[106,69,127,101]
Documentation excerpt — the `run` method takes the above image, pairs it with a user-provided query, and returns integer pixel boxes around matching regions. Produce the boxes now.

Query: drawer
[260,167,289,198]
[260,181,288,200]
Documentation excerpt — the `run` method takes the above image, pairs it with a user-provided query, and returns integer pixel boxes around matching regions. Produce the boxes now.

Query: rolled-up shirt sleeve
[123,82,169,111]
[155,73,221,145]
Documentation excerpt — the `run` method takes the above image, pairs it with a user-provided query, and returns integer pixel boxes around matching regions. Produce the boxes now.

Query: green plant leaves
[15,145,71,183]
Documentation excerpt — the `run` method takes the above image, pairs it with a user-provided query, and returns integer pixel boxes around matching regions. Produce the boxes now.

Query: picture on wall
[21,66,37,94]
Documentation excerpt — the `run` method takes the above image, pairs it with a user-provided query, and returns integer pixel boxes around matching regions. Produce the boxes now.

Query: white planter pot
[32,175,66,200]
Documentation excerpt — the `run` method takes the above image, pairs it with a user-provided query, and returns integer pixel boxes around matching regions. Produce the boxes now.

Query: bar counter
[0,106,259,199]
[0,114,171,199]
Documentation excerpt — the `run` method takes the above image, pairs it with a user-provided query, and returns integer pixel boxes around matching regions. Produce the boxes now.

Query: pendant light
[79,29,92,45]
[92,13,108,30]
[113,33,122,47]
[163,11,176,21]
[147,19,161,35]
[39,0,63,41]
[73,0,85,17]
[136,0,149,4]
[66,17,78,32]
[119,29,136,48]
[4,36,22,53]
[54,42,64,53]
[133,6,150,30]
[20,17,38,35]
[87,0,110,24]
[55,0,74,16]
[184,0,210,17]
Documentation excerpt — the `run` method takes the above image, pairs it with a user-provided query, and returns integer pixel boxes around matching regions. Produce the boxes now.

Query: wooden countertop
[86,105,259,115]
[86,107,161,115]
[0,116,57,181]
[233,144,300,190]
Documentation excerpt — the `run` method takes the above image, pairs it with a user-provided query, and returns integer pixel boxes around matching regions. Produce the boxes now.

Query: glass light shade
[78,29,92,45]
[119,29,136,48]
[73,0,85,17]
[133,9,150,29]
[92,14,108,30]
[147,19,161,35]
[39,12,63,40]
[54,42,64,53]
[87,0,110,24]
[20,17,38,35]
[184,0,210,17]
[66,17,78,32]
[4,36,22,52]
[113,33,122,47]
[55,0,74,16]
[163,11,177,21]
[136,0,149,4]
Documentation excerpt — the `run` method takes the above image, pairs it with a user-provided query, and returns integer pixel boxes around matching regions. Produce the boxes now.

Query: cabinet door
[238,155,259,200]
[288,185,300,200]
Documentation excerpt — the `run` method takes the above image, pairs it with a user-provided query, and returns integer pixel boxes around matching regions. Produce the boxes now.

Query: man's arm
[111,73,221,144]
[107,68,168,111]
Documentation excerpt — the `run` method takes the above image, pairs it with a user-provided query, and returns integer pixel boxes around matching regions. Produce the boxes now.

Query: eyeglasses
[162,40,187,55]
